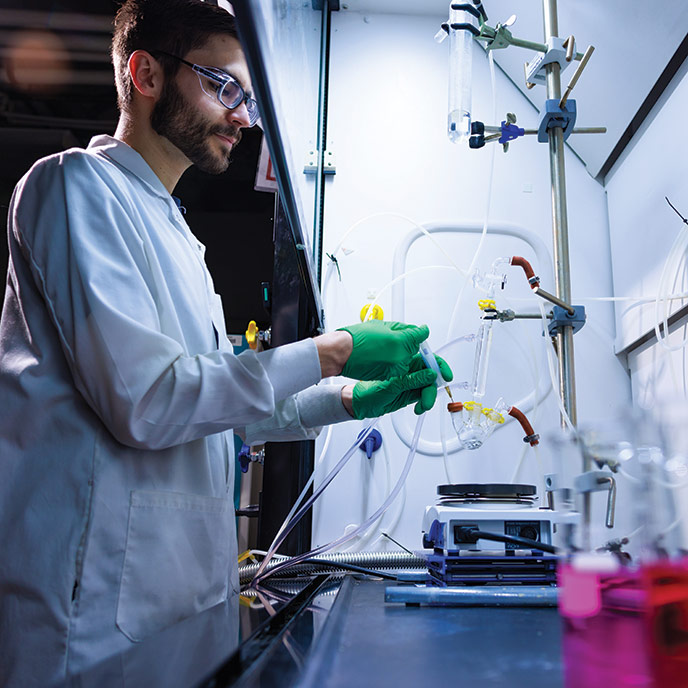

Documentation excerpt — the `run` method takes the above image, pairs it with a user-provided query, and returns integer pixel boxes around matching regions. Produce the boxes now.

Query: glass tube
[447,5,475,142]
[471,321,493,400]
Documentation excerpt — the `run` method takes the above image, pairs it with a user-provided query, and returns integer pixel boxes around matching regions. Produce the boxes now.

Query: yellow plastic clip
[478,299,497,311]
[463,401,482,412]
[360,303,384,322]
[238,550,254,564]
[245,320,259,350]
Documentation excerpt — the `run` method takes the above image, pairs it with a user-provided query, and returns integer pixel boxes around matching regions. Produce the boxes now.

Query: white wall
[606,63,688,355]
[341,1,688,179]
[312,11,632,554]
[601,26,688,557]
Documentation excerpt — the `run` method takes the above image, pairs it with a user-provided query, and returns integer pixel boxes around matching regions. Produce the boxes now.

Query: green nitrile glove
[407,352,454,413]
[338,320,430,381]
[352,368,438,420]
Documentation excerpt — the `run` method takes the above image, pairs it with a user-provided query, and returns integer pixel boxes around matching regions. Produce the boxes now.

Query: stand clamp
[538,99,577,142]
[547,304,586,336]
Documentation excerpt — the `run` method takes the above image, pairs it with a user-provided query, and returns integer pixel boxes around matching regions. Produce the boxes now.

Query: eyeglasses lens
[219,81,242,109]
[195,70,259,126]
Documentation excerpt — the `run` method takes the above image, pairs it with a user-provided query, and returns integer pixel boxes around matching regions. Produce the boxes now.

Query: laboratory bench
[63,574,564,687]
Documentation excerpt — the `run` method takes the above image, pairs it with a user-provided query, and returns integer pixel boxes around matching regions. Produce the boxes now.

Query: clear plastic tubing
[252,420,379,582]
[471,320,494,400]
[253,414,427,585]
[447,5,475,142]
[418,340,451,391]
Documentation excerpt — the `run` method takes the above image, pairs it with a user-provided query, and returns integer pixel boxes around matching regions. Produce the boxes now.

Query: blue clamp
[238,443,251,473]
[422,519,445,550]
[357,429,383,459]
[548,304,586,336]
[499,121,525,145]
[537,99,577,143]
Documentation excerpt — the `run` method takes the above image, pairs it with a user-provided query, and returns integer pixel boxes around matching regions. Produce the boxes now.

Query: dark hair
[111,0,238,113]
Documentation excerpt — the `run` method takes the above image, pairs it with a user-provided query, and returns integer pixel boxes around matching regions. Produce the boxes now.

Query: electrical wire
[454,526,558,554]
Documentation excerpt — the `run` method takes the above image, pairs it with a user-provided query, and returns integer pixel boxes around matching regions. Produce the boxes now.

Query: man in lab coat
[0,0,452,685]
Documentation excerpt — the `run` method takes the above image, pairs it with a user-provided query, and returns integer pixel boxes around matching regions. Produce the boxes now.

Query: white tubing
[538,300,576,432]
[344,415,407,552]
[579,293,688,303]
[339,422,393,553]
[328,212,466,278]
[446,50,498,342]
[439,400,456,483]
[391,329,550,456]
[362,265,457,325]
[253,420,379,581]
[275,392,336,556]
[253,414,427,585]
[654,222,688,352]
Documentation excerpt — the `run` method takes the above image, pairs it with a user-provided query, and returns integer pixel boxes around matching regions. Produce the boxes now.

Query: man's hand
[406,352,453,410]
[340,353,453,419]
[349,368,439,420]
[337,320,429,381]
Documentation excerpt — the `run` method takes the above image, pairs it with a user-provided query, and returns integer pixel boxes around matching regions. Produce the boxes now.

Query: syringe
[418,340,453,401]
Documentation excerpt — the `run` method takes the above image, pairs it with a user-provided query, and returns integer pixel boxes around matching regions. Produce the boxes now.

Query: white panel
[341,1,688,178]
[627,317,688,551]
[313,12,631,554]
[606,64,688,352]
[487,0,688,178]
[628,314,688,407]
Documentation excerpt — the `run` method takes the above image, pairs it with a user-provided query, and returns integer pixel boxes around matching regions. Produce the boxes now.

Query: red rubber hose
[511,256,539,288]
[508,406,539,446]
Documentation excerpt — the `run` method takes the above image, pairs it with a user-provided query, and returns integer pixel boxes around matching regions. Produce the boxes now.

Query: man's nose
[226,100,250,128]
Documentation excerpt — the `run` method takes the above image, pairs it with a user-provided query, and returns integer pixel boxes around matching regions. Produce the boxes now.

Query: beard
[150,76,242,175]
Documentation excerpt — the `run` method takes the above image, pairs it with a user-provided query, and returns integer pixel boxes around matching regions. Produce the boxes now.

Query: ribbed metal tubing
[239,551,426,585]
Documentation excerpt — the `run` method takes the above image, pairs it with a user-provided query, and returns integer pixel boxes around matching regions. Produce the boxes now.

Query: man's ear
[128,50,164,99]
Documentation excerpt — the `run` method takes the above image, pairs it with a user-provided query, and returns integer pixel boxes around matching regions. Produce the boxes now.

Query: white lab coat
[0,136,349,686]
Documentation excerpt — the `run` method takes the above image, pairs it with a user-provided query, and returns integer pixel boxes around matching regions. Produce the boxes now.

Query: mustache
[212,125,242,145]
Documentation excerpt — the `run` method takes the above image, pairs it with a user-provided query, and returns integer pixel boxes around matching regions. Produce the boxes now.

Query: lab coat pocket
[116,490,232,642]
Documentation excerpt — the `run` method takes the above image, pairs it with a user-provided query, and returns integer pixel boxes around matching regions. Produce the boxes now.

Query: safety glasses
[152,50,259,127]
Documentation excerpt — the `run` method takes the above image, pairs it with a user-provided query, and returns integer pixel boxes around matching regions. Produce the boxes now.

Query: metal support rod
[560,44,595,108]
[312,5,331,289]
[477,29,584,61]
[532,286,575,315]
[543,0,578,434]
[543,0,589,538]
[484,126,606,135]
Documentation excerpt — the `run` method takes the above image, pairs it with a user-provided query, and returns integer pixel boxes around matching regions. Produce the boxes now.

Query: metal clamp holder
[499,120,525,146]
[482,308,546,323]
[238,444,265,473]
[574,471,617,528]
[547,304,586,336]
[537,99,577,142]
[469,114,525,150]
[525,36,575,87]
